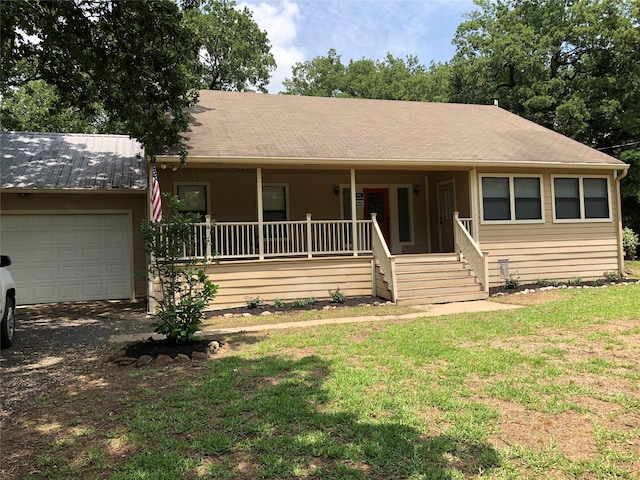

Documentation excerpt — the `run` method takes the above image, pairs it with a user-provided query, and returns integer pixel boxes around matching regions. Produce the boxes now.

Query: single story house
[1,92,630,309]
[0,132,147,304]
[151,90,630,309]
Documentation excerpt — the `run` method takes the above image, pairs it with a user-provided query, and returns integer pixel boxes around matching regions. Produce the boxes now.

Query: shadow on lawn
[119,354,502,479]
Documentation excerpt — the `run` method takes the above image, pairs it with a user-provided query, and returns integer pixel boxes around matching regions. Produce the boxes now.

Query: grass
[625,259,640,279]
[8,283,640,479]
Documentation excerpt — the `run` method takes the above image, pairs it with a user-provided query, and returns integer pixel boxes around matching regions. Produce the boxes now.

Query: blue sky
[240,0,478,93]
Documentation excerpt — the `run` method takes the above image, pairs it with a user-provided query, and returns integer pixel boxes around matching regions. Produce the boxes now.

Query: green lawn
[11,284,640,479]
[626,260,640,279]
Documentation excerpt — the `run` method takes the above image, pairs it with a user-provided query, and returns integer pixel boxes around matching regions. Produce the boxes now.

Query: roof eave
[155,155,629,171]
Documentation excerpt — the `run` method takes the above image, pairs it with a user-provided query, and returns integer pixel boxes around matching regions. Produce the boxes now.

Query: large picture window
[480,175,543,223]
[552,176,610,221]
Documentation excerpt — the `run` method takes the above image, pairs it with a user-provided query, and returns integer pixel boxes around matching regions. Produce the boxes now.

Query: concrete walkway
[109,300,521,344]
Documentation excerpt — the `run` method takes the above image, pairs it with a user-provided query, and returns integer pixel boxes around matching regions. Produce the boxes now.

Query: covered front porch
[153,165,488,309]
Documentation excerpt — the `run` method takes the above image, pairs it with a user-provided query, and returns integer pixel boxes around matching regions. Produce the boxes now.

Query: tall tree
[184,0,276,92]
[1,0,200,160]
[283,49,451,101]
[450,0,640,240]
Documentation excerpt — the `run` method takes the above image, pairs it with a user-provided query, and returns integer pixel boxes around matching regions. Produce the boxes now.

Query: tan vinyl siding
[0,191,147,297]
[157,167,434,255]
[375,266,392,300]
[477,169,620,285]
[185,257,374,310]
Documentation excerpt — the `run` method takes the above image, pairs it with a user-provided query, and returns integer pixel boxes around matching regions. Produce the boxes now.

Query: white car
[1,255,16,348]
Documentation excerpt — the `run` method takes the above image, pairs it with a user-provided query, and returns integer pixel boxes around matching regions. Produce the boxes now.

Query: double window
[552,176,610,221]
[480,175,543,223]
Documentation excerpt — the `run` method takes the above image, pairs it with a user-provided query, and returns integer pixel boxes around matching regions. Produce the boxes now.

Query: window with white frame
[552,176,610,221]
[262,185,287,221]
[480,175,543,222]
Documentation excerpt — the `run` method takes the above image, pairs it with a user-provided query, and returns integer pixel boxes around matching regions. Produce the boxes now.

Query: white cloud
[240,1,305,93]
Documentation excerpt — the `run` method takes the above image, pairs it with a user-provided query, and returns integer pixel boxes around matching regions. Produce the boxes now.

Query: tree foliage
[184,0,276,92]
[141,194,218,344]
[283,49,451,102]
[450,0,640,235]
[1,0,200,160]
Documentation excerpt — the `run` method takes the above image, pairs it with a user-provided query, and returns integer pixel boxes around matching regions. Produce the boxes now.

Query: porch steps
[392,254,488,306]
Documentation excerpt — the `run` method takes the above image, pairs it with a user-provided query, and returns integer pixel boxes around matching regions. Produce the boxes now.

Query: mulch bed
[205,295,387,317]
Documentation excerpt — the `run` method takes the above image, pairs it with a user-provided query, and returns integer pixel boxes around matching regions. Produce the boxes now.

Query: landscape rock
[151,354,173,367]
[260,311,273,316]
[191,351,209,360]
[208,341,220,353]
[174,353,191,363]
[135,354,153,368]
[112,356,137,366]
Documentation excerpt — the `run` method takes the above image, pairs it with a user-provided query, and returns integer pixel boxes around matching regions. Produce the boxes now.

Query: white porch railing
[371,213,397,302]
[168,215,372,261]
[453,212,488,292]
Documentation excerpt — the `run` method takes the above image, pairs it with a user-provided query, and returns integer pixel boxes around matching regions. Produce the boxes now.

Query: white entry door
[0,214,132,305]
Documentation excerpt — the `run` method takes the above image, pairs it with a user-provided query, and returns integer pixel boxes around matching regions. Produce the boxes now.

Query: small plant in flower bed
[245,296,264,309]
[329,287,347,304]
[504,276,520,289]
[292,297,316,308]
[272,298,284,308]
[603,271,622,282]
[567,277,582,286]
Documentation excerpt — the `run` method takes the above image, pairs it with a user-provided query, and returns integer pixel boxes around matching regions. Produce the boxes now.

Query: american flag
[151,165,162,222]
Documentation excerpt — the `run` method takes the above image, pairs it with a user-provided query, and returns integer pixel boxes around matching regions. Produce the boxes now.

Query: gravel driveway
[0,300,152,416]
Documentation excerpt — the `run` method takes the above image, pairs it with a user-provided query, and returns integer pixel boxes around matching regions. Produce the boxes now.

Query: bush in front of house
[141,194,218,344]
[623,226,639,260]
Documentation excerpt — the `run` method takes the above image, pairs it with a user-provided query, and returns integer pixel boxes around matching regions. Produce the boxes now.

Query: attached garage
[1,132,148,305]
[0,213,133,304]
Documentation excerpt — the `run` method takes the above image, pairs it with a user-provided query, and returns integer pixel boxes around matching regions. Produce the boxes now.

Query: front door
[364,188,391,247]
[438,181,455,252]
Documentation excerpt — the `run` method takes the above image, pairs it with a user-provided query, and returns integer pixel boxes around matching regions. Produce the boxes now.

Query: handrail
[453,212,489,292]
[370,213,397,302]
[161,216,373,261]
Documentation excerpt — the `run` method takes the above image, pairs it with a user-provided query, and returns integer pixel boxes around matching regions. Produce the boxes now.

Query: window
[552,176,610,221]
[262,185,287,221]
[397,187,411,242]
[481,175,543,222]
[176,184,207,220]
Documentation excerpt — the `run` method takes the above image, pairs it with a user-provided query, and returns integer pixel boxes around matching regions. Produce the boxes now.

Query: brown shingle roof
[177,90,626,169]
[1,132,146,190]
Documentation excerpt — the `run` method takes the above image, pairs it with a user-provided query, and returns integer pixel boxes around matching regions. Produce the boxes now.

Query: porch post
[205,215,212,260]
[306,213,313,258]
[469,168,480,242]
[350,169,358,256]
[257,168,264,260]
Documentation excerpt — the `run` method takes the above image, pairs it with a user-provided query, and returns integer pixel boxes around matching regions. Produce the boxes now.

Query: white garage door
[0,214,132,305]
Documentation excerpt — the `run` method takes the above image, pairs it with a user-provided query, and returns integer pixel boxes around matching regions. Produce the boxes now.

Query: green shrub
[603,271,622,282]
[329,287,347,304]
[623,227,639,260]
[245,296,263,309]
[141,194,218,344]
[292,297,316,308]
[567,277,582,286]
[504,276,519,289]
[535,279,550,287]
[272,298,284,308]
